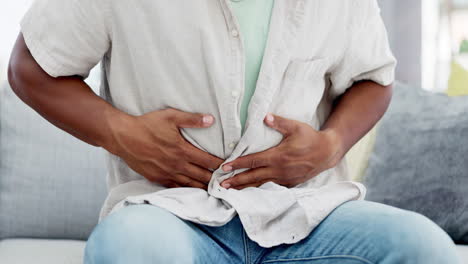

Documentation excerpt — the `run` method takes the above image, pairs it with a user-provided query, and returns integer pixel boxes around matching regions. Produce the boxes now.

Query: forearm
[321,80,393,162]
[8,33,127,154]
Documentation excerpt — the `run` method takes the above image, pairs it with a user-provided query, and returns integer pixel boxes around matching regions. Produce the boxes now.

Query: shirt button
[231,29,239,37]
[228,142,236,149]
[231,90,239,97]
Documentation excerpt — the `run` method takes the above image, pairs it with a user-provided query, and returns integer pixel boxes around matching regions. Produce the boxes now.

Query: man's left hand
[220,113,344,190]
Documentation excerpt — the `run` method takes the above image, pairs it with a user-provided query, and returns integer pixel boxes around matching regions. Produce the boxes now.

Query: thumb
[168,108,214,128]
[264,113,298,137]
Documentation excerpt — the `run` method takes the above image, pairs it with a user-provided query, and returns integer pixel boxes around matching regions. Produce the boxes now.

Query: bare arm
[220,80,392,189]
[8,33,121,151]
[322,80,393,165]
[8,33,223,189]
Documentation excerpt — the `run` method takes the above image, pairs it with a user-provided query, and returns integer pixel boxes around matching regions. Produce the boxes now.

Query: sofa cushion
[0,239,85,264]
[458,245,468,263]
[346,124,379,182]
[0,81,107,240]
[363,82,468,244]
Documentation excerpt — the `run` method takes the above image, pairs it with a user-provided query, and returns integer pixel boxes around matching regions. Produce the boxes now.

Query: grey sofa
[0,80,467,263]
[0,80,106,264]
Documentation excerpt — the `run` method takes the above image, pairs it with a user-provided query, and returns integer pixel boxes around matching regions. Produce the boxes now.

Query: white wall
[0,0,34,83]
[0,0,101,90]
[379,0,423,87]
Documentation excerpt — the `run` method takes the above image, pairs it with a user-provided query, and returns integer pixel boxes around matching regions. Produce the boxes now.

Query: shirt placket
[220,0,245,158]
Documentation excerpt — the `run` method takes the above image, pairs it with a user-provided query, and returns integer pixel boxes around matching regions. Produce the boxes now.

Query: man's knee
[341,201,460,264]
[84,204,197,264]
[380,209,459,264]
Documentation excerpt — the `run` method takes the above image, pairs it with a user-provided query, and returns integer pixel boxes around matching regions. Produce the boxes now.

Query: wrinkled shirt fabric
[20,0,396,247]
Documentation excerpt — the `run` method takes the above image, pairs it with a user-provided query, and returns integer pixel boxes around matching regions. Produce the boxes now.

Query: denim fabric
[84,200,460,264]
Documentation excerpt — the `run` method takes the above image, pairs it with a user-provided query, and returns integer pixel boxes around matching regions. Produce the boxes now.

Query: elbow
[8,57,20,93]
[8,53,28,100]
[7,51,41,105]
[7,33,43,102]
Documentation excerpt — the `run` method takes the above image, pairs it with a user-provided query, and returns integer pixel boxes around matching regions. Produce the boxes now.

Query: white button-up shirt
[20,0,396,247]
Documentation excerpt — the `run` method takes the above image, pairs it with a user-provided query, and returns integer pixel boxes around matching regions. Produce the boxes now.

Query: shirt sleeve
[20,0,111,79]
[329,0,397,100]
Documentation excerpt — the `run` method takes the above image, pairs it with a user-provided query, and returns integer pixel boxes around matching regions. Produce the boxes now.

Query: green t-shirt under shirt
[228,0,275,135]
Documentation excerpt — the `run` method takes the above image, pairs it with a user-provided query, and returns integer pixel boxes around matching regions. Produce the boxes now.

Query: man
[8,0,460,263]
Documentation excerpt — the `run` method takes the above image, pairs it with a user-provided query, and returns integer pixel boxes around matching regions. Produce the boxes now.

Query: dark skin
[8,33,224,190]
[8,33,393,191]
[221,81,392,189]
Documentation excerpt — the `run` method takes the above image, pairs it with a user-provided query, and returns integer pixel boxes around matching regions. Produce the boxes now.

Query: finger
[166,108,215,128]
[264,113,298,137]
[172,174,208,189]
[222,148,276,172]
[184,143,225,170]
[221,168,275,189]
[233,179,274,190]
[183,163,213,184]
[166,182,182,188]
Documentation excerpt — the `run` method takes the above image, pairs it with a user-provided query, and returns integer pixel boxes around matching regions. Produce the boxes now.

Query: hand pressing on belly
[8,34,224,191]
[220,113,344,190]
[108,108,224,190]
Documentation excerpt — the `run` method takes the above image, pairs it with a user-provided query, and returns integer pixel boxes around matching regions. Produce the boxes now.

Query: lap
[258,200,459,264]
[84,204,245,264]
[84,200,460,264]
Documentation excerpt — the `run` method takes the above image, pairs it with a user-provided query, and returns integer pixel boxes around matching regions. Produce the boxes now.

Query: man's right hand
[9,33,221,190]
[106,108,224,190]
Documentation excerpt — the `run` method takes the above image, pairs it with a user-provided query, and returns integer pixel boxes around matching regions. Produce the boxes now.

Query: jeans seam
[261,255,375,264]
[242,228,250,264]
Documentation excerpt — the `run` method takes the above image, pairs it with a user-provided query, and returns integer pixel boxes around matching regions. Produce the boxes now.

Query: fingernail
[266,113,274,123]
[222,182,231,188]
[203,115,213,125]
[223,165,232,172]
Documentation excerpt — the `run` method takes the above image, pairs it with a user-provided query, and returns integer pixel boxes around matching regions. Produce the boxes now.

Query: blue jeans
[84,200,459,264]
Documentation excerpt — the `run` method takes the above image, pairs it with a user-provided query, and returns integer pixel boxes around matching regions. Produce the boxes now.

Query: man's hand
[107,108,224,190]
[220,113,344,190]
[9,34,222,191]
